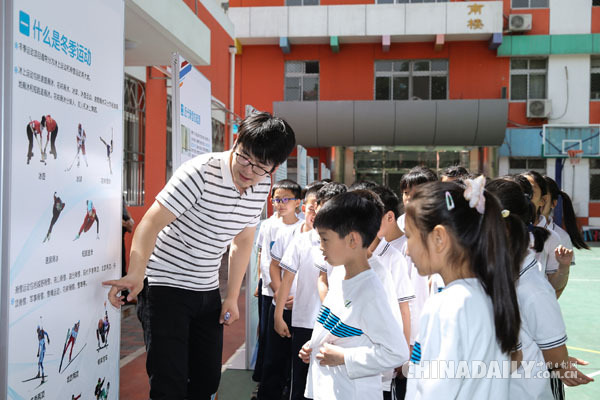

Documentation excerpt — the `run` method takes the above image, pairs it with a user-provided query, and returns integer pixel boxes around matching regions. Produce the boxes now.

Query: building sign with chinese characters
[2,1,124,399]
[446,1,503,35]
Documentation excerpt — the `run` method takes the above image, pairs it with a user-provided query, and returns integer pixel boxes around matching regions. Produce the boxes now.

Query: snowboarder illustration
[43,192,65,242]
[41,115,58,159]
[65,123,88,171]
[74,200,99,240]
[96,301,110,350]
[35,318,50,383]
[59,320,79,372]
[99,129,113,174]
[26,118,45,165]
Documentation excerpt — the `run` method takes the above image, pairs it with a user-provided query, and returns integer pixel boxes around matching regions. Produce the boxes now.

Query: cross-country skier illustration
[43,192,65,243]
[41,115,58,159]
[99,129,113,174]
[35,318,50,383]
[59,320,80,373]
[96,301,110,350]
[65,123,88,171]
[26,118,45,165]
[74,200,99,241]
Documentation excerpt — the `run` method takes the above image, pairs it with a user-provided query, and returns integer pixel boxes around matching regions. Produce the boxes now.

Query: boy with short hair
[273,181,325,400]
[299,191,409,400]
[258,179,303,399]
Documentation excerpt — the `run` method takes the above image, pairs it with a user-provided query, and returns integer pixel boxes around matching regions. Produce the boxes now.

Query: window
[510,58,547,101]
[508,157,545,175]
[594,0,600,6]
[591,159,600,201]
[512,0,549,8]
[286,0,318,5]
[375,59,448,100]
[212,118,225,153]
[123,75,146,206]
[285,61,319,101]
[376,0,448,3]
[592,57,600,100]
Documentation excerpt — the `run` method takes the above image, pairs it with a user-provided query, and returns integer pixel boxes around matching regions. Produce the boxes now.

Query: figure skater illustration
[99,129,113,174]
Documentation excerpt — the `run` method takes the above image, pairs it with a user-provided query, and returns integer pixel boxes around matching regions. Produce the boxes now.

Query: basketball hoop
[567,149,583,165]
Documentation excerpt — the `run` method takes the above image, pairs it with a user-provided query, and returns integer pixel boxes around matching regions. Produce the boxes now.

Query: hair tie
[527,223,535,232]
[501,209,510,218]
[464,175,486,214]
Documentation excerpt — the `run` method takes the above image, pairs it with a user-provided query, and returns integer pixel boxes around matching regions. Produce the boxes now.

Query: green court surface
[561,244,600,399]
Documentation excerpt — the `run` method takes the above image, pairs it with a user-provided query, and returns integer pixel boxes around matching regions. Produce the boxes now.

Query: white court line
[568,279,600,282]
[120,346,146,368]
[588,370,600,379]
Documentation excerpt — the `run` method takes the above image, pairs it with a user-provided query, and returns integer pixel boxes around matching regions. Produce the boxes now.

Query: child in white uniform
[300,191,409,400]
[404,177,521,399]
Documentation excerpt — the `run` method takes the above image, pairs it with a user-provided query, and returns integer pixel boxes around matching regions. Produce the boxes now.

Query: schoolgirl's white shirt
[305,268,409,400]
[510,250,567,400]
[373,239,416,304]
[279,228,323,329]
[405,278,510,400]
[270,219,305,306]
[546,217,576,265]
[532,215,561,274]
[259,215,283,297]
[429,274,445,296]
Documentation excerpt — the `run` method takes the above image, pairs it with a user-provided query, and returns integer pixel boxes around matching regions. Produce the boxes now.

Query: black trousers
[49,127,58,158]
[137,282,223,400]
[258,304,292,400]
[290,327,312,400]
[253,291,273,383]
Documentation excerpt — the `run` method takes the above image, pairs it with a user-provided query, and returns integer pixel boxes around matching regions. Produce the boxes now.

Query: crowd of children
[250,165,593,400]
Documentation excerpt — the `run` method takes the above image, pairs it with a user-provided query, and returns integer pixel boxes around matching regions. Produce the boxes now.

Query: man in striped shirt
[104,112,295,400]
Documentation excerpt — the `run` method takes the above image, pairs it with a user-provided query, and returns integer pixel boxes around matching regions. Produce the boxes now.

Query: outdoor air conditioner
[509,14,532,32]
[527,99,552,119]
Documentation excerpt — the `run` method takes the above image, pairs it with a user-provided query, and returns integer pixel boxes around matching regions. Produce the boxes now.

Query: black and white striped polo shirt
[147,150,271,291]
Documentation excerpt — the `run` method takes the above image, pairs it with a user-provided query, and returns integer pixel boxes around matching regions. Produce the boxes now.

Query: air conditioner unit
[509,14,532,32]
[527,99,551,119]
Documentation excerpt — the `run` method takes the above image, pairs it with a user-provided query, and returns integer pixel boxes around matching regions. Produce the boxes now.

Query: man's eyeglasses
[272,198,298,205]
[234,152,271,176]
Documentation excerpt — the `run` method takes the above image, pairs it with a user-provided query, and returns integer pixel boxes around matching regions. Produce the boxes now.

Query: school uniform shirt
[280,229,323,329]
[405,278,510,400]
[305,269,409,400]
[532,215,561,274]
[149,150,270,291]
[510,250,567,400]
[270,219,305,306]
[547,218,576,265]
[429,274,445,296]
[259,215,283,297]
[373,239,416,304]
[390,228,430,346]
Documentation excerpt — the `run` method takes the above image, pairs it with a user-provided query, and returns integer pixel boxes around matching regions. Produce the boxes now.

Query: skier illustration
[43,192,65,242]
[41,115,58,159]
[65,123,88,171]
[95,378,110,400]
[36,318,50,383]
[59,320,80,372]
[72,395,81,400]
[26,118,45,165]
[74,200,99,240]
[99,129,113,174]
[96,301,110,350]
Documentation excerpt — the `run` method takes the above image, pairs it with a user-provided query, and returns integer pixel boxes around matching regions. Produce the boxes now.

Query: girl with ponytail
[404,177,520,399]
[486,179,593,400]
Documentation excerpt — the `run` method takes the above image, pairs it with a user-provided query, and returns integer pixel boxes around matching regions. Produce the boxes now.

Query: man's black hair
[371,185,401,220]
[348,180,378,191]
[441,165,469,179]
[271,179,302,199]
[302,181,325,200]
[400,166,437,191]
[313,190,383,248]
[316,182,347,205]
[235,112,296,168]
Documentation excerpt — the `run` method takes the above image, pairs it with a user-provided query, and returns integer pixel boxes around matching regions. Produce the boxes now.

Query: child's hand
[275,316,291,338]
[316,343,345,366]
[555,357,594,386]
[555,245,573,266]
[285,296,294,309]
[299,341,312,364]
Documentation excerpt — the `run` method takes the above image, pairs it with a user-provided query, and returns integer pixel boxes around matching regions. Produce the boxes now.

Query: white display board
[2,1,124,398]
[320,162,330,180]
[274,160,287,182]
[297,145,307,187]
[172,54,212,170]
[307,156,315,184]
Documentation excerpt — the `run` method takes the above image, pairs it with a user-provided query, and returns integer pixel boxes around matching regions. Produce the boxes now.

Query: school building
[122,0,600,245]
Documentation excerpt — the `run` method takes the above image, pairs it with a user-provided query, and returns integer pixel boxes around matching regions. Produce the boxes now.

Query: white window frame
[284,61,319,101]
[509,58,548,102]
[591,56,600,101]
[511,0,549,9]
[590,159,600,202]
[286,0,319,6]
[374,59,448,101]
